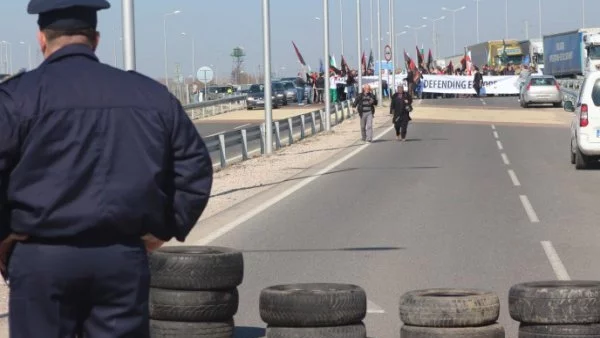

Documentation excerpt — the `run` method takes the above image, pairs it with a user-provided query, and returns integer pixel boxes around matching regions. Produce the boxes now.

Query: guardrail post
[334,103,340,124]
[218,134,227,168]
[319,110,325,131]
[310,111,317,135]
[287,117,294,145]
[274,121,282,149]
[260,123,266,154]
[300,114,306,140]
[241,129,249,160]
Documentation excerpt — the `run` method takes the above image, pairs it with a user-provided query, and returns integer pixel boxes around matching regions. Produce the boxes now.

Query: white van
[565,72,600,169]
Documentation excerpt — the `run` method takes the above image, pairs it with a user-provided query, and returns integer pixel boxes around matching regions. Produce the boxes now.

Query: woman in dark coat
[390,85,413,141]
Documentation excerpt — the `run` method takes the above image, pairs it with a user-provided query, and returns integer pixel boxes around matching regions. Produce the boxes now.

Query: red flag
[292,41,306,67]
[427,49,433,70]
[416,46,424,65]
[361,52,367,75]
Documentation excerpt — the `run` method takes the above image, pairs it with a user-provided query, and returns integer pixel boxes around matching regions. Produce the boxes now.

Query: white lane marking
[541,241,571,280]
[212,149,261,169]
[493,131,499,139]
[508,169,521,187]
[197,124,396,245]
[501,153,510,165]
[207,130,228,137]
[367,300,386,314]
[234,123,252,130]
[496,140,504,150]
[520,195,540,223]
[480,98,487,105]
[491,124,496,130]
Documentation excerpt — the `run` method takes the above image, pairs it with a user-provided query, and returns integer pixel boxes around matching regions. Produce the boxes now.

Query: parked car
[519,75,563,108]
[565,71,600,169]
[281,81,297,103]
[272,81,288,106]
[246,84,280,110]
[206,85,234,100]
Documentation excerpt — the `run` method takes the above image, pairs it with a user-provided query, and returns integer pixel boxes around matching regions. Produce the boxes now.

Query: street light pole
[370,0,373,52]
[377,0,383,106]
[389,0,395,94]
[505,0,509,39]
[357,0,363,91]
[582,0,585,28]
[339,0,344,56]
[181,32,196,80]
[394,31,407,71]
[422,16,445,59]
[324,0,332,131]
[473,0,483,43]
[405,25,427,60]
[538,0,542,39]
[163,10,181,89]
[442,6,467,55]
[262,0,273,154]
[122,0,136,71]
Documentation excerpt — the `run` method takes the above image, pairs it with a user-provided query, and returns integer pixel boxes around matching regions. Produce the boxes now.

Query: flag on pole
[292,41,306,67]
[416,46,424,66]
[319,59,324,74]
[367,50,374,72]
[361,51,367,75]
[426,49,433,71]
[341,55,350,75]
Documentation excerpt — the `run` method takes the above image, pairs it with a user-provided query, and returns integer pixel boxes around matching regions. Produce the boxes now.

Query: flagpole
[376,0,383,106]
[339,0,344,56]
[324,0,332,131]
[357,0,363,91]
[370,0,373,52]
[262,0,273,154]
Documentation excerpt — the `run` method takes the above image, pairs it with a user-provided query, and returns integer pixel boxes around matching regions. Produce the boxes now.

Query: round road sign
[196,66,214,82]
[384,45,392,61]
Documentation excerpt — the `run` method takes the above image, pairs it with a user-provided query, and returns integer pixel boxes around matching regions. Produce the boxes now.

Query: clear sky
[0,0,596,81]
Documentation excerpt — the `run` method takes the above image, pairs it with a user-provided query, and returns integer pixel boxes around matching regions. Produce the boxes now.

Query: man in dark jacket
[390,85,413,141]
[473,66,483,96]
[353,84,378,142]
[0,0,213,336]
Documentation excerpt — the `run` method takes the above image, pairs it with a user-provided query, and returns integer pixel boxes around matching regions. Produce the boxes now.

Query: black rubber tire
[149,288,238,322]
[519,324,600,337]
[571,141,577,165]
[259,283,367,327]
[150,319,234,338]
[399,288,500,328]
[509,281,600,324]
[554,102,563,108]
[400,324,505,338]
[149,246,243,291]
[266,323,367,338]
[575,147,591,170]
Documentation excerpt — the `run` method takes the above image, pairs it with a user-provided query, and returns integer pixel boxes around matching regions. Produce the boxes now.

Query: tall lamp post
[0,41,12,74]
[394,31,407,72]
[181,32,196,79]
[473,0,483,43]
[19,41,32,70]
[163,10,181,89]
[441,6,466,55]
[422,16,445,59]
[405,25,427,56]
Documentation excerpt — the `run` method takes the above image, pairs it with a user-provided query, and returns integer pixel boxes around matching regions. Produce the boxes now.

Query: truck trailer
[519,39,544,73]
[468,40,524,68]
[543,28,600,78]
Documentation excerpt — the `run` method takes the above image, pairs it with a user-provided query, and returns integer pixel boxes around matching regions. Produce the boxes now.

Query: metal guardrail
[183,94,248,120]
[557,79,582,103]
[203,100,356,170]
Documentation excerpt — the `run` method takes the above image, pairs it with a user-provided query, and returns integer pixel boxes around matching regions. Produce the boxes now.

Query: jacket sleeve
[0,88,19,241]
[352,94,360,108]
[390,95,395,114]
[167,96,213,242]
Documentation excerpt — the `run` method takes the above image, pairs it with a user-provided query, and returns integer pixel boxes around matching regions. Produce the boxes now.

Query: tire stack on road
[510,281,600,337]
[399,288,505,337]
[260,283,368,338]
[148,246,244,338]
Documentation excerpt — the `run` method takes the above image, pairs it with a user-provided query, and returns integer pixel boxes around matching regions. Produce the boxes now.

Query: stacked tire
[260,283,368,338]
[148,246,244,338]
[399,288,505,337]
[509,281,600,337]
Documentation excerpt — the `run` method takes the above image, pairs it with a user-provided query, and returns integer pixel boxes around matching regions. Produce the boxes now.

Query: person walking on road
[0,1,214,336]
[473,66,483,97]
[390,85,413,141]
[353,84,378,143]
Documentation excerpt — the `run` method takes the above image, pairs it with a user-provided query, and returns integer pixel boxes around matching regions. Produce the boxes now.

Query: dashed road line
[501,153,510,165]
[520,195,540,223]
[234,123,252,130]
[508,169,521,186]
[367,300,386,314]
[491,124,496,130]
[480,98,487,105]
[496,140,504,150]
[493,131,499,139]
[541,241,571,280]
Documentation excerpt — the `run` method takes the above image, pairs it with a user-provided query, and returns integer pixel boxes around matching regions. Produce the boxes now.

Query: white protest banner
[421,75,520,95]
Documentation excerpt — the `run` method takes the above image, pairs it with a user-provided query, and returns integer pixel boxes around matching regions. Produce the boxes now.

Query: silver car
[519,75,563,108]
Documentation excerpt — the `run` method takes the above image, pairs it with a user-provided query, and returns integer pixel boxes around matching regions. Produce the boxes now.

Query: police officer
[0,1,213,337]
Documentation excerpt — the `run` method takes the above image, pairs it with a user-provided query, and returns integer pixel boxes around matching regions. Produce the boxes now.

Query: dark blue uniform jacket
[0,44,213,242]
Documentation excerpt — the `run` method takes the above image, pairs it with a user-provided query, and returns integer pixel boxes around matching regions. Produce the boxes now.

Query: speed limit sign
[384,45,392,61]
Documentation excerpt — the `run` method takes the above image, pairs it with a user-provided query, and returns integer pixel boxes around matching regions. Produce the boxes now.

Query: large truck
[519,39,544,73]
[543,28,600,78]
[468,40,524,68]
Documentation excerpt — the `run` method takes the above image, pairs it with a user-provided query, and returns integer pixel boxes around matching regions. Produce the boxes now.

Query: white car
[566,72,600,169]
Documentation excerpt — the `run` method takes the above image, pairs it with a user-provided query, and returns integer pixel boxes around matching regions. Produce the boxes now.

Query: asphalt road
[421,96,523,109]
[192,117,599,338]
